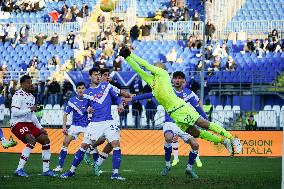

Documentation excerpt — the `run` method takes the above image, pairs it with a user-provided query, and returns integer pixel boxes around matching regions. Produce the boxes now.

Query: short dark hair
[20,75,31,84]
[76,82,85,88]
[173,71,185,79]
[89,67,100,76]
[100,68,110,75]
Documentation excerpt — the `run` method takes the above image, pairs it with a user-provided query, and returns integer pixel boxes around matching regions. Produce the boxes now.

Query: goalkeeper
[119,47,242,156]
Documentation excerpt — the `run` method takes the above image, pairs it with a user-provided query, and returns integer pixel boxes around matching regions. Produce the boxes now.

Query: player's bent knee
[192,141,199,151]
[25,135,37,145]
[196,118,209,129]
[81,143,90,150]
[111,140,120,148]
[164,132,174,143]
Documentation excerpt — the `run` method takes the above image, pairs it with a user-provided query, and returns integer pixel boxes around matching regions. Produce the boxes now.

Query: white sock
[70,165,76,172]
[17,143,34,170]
[187,164,193,170]
[90,147,98,154]
[172,141,179,160]
[113,169,118,174]
[42,144,51,172]
[96,152,108,166]
[166,161,171,167]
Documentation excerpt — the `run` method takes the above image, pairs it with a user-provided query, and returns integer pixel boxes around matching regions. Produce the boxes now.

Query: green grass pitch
[0,153,281,189]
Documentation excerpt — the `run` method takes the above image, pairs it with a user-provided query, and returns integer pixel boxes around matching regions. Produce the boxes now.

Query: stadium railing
[218,20,284,39]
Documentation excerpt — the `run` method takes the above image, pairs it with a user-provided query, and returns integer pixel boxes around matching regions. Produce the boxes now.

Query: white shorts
[83,120,120,144]
[68,125,87,139]
[163,122,193,143]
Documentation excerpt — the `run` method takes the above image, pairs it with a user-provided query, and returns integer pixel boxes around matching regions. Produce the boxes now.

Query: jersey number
[20,127,29,135]
[110,125,119,131]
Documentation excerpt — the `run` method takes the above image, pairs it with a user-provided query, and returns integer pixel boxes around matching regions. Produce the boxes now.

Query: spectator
[6,22,17,44]
[103,43,114,58]
[208,55,220,71]
[115,20,127,42]
[132,100,142,128]
[73,33,84,51]
[192,10,200,30]
[130,76,143,94]
[29,56,39,68]
[35,33,47,46]
[187,35,195,49]
[254,39,263,58]
[187,77,200,94]
[145,98,157,129]
[205,19,216,44]
[140,22,152,40]
[243,38,255,52]
[97,13,106,30]
[74,58,83,71]
[245,114,257,130]
[66,31,75,49]
[271,38,282,53]
[81,3,89,18]
[270,29,278,42]
[62,8,73,23]
[195,33,202,49]
[261,38,270,52]
[48,55,60,70]
[37,80,45,105]
[48,77,61,106]
[130,24,140,42]
[205,45,213,60]
[195,60,202,72]
[143,84,152,93]
[166,48,177,63]
[113,56,122,71]
[225,56,236,71]
[0,23,6,42]
[19,24,30,44]
[50,33,59,45]
[61,79,74,105]
[49,9,60,23]
[157,17,168,39]
[4,79,17,111]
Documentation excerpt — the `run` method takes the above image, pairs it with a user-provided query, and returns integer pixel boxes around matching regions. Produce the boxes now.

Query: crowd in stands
[1,0,46,12]
[48,3,89,23]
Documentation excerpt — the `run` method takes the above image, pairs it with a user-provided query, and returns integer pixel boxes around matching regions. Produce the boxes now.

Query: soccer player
[0,127,17,149]
[61,68,125,180]
[119,47,242,177]
[53,82,99,172]
[123,71,233,176]
[11,75,56,177]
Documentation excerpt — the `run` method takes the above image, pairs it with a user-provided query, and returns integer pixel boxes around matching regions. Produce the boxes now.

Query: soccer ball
[100,0,115,12]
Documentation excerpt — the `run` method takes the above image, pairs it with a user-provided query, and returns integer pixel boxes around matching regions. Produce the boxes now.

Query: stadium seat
[111,105,120,124]
[263,105,272,110]
[154,105,165,129]
[272,105,281,116]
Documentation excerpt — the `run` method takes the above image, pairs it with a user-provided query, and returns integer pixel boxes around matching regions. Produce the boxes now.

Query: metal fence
[0,107,282,130]
[219,20,284,39]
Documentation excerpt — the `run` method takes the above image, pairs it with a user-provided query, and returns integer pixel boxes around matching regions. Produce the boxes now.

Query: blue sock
[58,147,68,168]
[188,150,198,166]
[93,152,99,163]
[0,128,4,140]
[112,147,121,170]
[71,148,86,168]
[164,143,172,165]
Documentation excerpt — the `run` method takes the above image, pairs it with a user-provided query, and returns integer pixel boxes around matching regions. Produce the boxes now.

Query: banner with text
[0,129,282,157]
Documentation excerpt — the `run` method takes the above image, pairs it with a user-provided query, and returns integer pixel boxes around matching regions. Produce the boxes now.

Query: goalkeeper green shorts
[169,102,201,132]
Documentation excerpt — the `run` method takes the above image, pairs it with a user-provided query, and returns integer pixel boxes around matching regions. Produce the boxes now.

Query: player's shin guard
[112,147,121,174]
[187,149,198,170]
[164,142,172,167]
[42,144,51,172]
[199,130,223,143]
[172,141,179,160]
[96,152,108,166]
[17,143,34,170]
[208,122,233,140]
[70,147,86,172]
[58,146,68,168]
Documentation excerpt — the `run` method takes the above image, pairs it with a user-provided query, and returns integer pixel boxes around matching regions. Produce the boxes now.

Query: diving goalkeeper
[119,47,242,154]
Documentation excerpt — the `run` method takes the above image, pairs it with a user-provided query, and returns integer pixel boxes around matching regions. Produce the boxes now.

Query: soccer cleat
[171,159,179,167]
[84,152,93,166]
[9,136,17,147]
[231,137,242,154]
[42,170,57,177]
[223,138,233,156]
[2,140,13,149]
[93,163,101,176]
[60,171,75,179]
[53,166,63,172]
[185,168,199,179]
[15,169,29,177]
[195,157,203,168]
[111,173,126,180]
[161,166,171,176]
